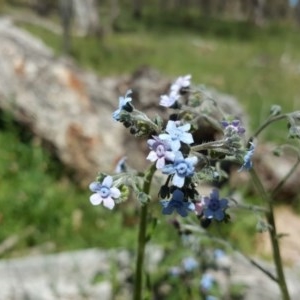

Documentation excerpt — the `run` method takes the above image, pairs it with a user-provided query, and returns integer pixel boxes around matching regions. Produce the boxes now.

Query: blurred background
[0,0,300,299]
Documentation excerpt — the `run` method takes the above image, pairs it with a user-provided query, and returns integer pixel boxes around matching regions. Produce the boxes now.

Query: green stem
[249,114,287,142]
[133,164,156,300]
[250,169,290,300]
[191,139,225,152]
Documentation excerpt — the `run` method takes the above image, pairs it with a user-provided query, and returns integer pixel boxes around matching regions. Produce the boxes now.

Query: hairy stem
[249,114,287,142]
[250,169,290,300]
[133,164,156,300]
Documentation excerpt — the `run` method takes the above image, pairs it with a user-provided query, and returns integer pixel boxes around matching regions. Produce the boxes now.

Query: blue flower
[162,152,197,188]
[159,120,194,151]
[203,189,228,221]
[239,142,255,172]
[147,136,175,169]
[182,257,199,272]
[159,91,180,108]
[200,273,215,291]
[89,176,121,209]
[171,74,192,94]
[112,90,133,121]
[160,189,195,217]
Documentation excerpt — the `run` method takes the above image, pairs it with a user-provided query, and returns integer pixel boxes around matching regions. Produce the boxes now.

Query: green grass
[21,20,300,136]
[1,13,299,258]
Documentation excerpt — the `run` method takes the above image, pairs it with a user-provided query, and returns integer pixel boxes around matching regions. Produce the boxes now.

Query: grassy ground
[0,8,300,260]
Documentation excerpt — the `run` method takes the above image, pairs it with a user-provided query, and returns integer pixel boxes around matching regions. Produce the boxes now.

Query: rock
[0,247,299,300]
[0,17,125,184]
[0,17,249,187]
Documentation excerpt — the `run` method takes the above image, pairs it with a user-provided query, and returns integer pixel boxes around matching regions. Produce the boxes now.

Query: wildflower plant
[89,75,300,300]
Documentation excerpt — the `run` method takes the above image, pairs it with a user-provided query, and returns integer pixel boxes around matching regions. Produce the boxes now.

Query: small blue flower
[214,249,226,260]
[112,90,133,121]
[162,152,197,188]
[147,136,175,169]
[203,189,228,221]
[89,176,121,210]
[182,257,199,272]
[200,273,215,291]
[171,74,192,94]
[159,91,180,108]
[239,142,255,172]
[159,120,194,151]
[160,189,195,217]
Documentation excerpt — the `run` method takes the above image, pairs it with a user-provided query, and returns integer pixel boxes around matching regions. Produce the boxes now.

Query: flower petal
[103,197,115,210]
[180,132,194,144]
[185,156,198,166]
[214,210,225,221]
[210,189,219,201]
[177,206,188,217]
[162,205,174,215]
[110,187,121,199]
[179,123,191,132]
[170,140,181,151]
[102,176,113,188]
[90,194,103,206]
[203,208,214,219]
[165,151,175,162]
[89,182,100,192]
[146,151,158,162]
[162,164,176,175]
[172,174,185,188]
[156,157,165,169]
[219,198,228,209]
[166,120,176,133]
[159,133,171,141]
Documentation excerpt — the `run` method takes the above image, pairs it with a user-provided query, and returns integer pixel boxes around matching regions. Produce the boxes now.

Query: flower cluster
[160,74,191,108]
[88,75,255,223]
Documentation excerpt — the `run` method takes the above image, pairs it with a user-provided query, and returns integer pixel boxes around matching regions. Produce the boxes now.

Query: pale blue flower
[239,142,255,171]
[112,90,133,121]
[203,189,228,221]
[200,273,215,291]
[162,152,197,188]
[159,91,180,107]
[160,189,195,217]
[147,137,175,169]
[171,74,192,93]
[159,120,194,151]
[89,176,121,209]
[182,257,199,272]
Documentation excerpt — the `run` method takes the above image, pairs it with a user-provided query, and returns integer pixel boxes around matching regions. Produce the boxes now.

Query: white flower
[89,176,121,209]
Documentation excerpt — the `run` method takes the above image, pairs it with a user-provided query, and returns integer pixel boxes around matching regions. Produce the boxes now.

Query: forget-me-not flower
[182,257,199,272]
[160,189,195,217]
[159,91,180,108]
[89,176,121,210]
[162,152,197,188]
[147,136,175,169]
[203,189,228,221]
[112,90,133,121]
[159,120,194,151]
[200,273,215,291]
[239,142,255,171]
[171,74,192,94]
